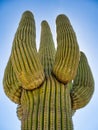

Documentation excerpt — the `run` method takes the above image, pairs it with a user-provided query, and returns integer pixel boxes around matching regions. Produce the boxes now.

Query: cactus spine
[3,11,94,130]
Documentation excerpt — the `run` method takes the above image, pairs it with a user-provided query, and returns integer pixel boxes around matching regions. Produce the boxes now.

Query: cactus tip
[22,10,34,18]
[56,14,70,24]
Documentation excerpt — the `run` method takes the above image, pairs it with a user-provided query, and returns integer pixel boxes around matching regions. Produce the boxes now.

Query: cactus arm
[53,14,80,84]
[71,52,94,110]
[38,21,55,77]
[11,11,45,90]
[3,58,22,104]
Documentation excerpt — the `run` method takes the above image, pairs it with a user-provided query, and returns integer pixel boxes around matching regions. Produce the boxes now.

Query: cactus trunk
[20,76,73,130]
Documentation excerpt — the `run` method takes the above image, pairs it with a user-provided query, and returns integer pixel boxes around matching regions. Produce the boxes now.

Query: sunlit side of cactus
[3,11,94,130]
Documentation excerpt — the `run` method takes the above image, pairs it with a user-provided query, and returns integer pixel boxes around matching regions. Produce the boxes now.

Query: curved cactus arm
[53,14,80,84]
[38,21,55,77]
[11,11,45,90]
[71,52,94,110]
[3,58,22,104]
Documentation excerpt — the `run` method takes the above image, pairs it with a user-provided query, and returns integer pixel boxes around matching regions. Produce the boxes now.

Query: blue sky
[0,0,98,130]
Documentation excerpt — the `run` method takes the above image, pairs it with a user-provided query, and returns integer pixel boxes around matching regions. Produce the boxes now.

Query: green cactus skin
[3,11,94,130]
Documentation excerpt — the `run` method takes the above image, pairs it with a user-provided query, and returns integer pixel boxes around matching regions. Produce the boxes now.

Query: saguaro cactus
[3,11,94,130]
